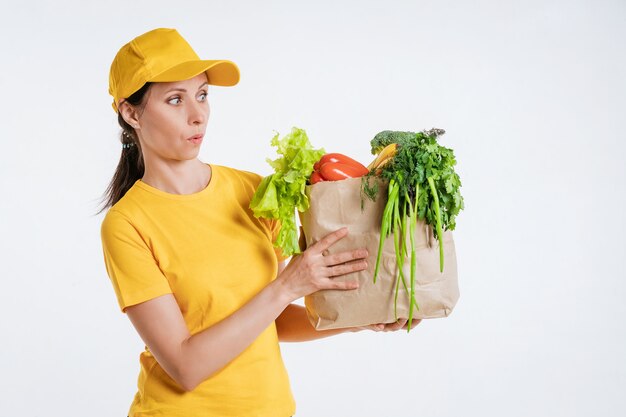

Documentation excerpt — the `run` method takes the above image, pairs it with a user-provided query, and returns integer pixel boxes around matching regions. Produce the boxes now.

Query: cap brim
[149,60,240,86]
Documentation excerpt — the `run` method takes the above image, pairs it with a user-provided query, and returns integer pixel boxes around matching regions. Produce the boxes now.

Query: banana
[374,155,394,175]
[367,143,398,170]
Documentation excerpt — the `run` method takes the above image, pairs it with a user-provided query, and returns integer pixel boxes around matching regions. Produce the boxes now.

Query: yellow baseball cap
[108,28,240,112]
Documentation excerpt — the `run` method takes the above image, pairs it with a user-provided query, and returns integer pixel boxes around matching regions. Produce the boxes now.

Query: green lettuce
[250,127,325,257]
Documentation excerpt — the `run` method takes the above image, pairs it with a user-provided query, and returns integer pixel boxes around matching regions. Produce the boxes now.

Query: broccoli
[370,128,447,154]
[370,130,416,154]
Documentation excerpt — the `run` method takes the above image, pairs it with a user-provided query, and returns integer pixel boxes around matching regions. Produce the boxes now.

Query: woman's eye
[198,92,208,101]
[168,97,182,105]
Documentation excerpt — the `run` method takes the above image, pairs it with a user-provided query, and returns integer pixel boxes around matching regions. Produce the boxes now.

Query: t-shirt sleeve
[101,209,173,313]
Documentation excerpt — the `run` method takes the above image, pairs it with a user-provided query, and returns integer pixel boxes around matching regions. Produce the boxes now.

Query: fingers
[326,258,368,277]
[310,227,349,254]
[383,318,407,331]
[323,248,369,267]
[402,318,422,330]
[360,319,420,332]
[356,324,384,332]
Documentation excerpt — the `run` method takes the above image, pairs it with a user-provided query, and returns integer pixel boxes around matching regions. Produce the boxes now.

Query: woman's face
[135,73,210,163]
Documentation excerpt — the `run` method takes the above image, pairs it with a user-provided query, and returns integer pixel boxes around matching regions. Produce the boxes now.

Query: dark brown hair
[99,82,152,213]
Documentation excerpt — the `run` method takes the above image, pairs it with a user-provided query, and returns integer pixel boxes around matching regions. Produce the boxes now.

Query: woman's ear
[118,100,140,128]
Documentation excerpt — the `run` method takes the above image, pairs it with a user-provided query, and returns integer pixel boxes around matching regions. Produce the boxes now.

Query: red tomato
[314,153,368,174]
[319,162,367,181]
[310,171,324,184]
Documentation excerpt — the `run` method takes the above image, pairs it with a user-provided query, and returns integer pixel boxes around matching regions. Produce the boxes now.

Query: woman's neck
[141,159,212,195]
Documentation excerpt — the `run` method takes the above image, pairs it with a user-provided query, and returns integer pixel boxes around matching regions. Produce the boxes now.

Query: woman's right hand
[277,227,368,302]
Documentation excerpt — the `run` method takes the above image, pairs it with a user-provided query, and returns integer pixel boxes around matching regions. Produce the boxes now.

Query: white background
[0,0,624,416]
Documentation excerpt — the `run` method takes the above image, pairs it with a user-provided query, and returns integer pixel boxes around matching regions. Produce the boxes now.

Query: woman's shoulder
[100,181,150,230]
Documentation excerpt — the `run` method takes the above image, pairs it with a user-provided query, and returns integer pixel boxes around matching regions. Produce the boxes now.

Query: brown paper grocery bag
[300,177,460,330]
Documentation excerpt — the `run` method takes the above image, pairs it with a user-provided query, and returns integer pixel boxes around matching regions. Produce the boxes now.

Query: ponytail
[99,82,152,213]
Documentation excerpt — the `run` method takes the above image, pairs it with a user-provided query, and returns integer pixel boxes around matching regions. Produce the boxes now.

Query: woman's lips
[187,134,204,144]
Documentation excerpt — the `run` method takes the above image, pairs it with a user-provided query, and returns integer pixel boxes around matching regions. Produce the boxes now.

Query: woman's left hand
[352,318,421,332]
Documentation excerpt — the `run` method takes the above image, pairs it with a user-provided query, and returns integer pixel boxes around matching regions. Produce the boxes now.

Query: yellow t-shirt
[100,164,296,417]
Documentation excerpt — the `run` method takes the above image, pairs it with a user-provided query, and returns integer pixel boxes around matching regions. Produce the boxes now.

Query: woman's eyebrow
[164,82,209,94]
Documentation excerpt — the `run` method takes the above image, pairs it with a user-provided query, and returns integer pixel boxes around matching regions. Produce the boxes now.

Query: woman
[101,28,414,417]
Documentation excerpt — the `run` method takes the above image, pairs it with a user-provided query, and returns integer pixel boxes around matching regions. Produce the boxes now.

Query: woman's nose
[188,100,208,125]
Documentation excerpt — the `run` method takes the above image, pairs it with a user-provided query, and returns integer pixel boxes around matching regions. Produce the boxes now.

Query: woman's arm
[275,303,352,342]
[127,280,291,392]
[125,227,368,392]
[274,260,350,341]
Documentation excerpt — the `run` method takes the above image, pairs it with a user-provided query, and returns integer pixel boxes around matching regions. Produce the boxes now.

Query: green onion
[427,177,444,273]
